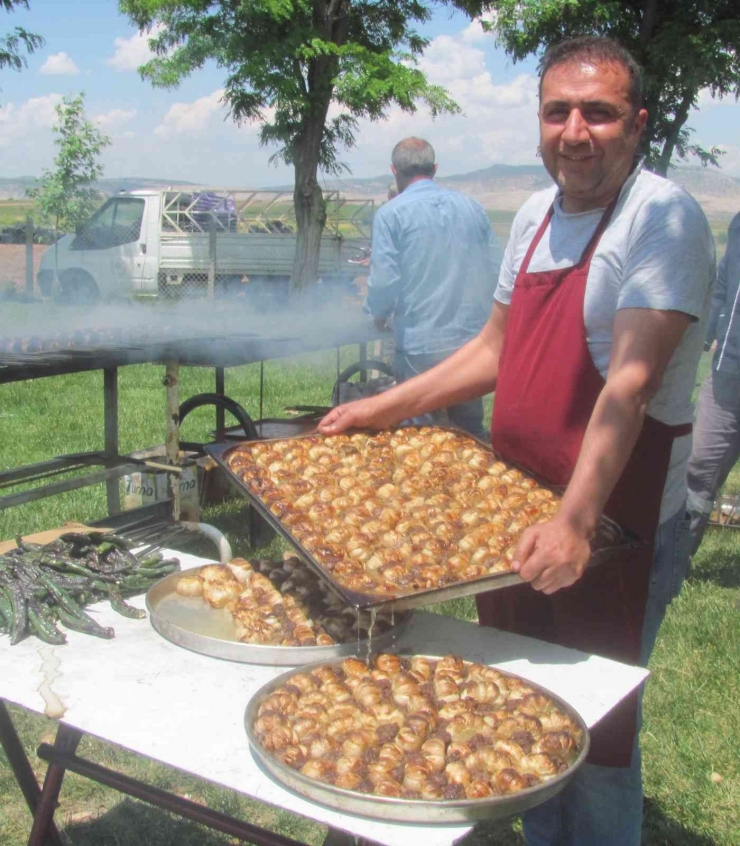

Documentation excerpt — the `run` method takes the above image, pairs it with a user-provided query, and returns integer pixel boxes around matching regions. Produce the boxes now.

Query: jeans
[522,506,692,846]
[686,369,740,555]
[394,350,486,440]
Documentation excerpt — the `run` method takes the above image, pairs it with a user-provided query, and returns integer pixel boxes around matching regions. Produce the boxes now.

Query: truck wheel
[56,272,100,305]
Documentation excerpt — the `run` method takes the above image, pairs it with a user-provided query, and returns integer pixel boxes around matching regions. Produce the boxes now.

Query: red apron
[478,200,691,767]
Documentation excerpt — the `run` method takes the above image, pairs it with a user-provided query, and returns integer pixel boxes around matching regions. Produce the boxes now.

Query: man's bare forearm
[557,376,650,537]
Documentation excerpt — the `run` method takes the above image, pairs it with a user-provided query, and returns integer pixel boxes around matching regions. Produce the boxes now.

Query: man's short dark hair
[539,36,644,112]
[391,137,436,179]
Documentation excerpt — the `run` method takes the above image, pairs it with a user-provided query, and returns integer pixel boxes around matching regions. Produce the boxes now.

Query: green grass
[0,200,34,229]
[0,342,738,845]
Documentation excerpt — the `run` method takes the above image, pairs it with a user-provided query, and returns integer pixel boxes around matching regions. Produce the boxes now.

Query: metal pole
[259,360,264,424]
[103,367,121,514]
[25,215,34,299]
[359,342,368,383]
[164,360,181,522]
[215,366,225,441]
[208,217,217,300]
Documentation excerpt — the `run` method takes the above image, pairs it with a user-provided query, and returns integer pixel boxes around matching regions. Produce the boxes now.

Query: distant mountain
[0,176,196,200]
[321,163,740,214]
[3,164,739,214]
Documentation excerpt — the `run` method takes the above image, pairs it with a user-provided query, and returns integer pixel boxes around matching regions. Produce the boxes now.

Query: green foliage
[0,0,44,98]
[468,0,740,175]
[119,0,459,175]
[27,94,111,232]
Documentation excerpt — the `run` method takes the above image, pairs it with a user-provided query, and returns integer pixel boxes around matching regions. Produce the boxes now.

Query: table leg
[27,722,82,846]
[0,701,65,846]
[104,367,121,515]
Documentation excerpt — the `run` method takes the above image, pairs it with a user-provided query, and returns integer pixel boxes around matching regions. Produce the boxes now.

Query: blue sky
[1,0,739,186]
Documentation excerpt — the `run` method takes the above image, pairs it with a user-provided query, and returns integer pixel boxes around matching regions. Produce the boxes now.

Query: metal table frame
[0,699,329,846]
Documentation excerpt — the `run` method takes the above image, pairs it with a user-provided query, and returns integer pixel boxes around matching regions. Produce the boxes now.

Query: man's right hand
[318,396,399,435]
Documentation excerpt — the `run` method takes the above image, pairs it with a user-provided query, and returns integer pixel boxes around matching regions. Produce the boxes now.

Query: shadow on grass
[456,815,524,846]
[643,797,717,846]
[63,798,234,846]
[688,541,740,589]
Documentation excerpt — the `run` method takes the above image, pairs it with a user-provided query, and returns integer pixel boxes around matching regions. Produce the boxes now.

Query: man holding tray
[319,36,715,846]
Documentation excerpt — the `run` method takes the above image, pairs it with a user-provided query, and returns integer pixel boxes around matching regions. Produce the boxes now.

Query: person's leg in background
[393,350,450,428]
[521,506,691,846]
[394,350,485,438]
[686,369,740,555]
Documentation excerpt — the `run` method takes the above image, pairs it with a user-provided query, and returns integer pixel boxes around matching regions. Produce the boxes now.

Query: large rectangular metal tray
[146,564,412,665]
[244,655,590,824]
[206,433,643,612]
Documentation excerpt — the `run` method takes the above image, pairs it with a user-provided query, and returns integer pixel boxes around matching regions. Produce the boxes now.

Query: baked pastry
[226,427,560,597]
[252,654,584,800]
[176,556,397,646]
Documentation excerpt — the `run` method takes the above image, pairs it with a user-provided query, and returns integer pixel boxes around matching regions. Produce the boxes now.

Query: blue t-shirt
[367,179,501,355]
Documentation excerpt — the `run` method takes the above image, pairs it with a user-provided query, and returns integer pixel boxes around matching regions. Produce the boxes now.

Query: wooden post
[25,216,34,298]
[208,217,217,300]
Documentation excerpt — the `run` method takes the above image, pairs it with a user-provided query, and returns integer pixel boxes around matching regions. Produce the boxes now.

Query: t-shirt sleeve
[617,193,715,319]
[494,216,522,305]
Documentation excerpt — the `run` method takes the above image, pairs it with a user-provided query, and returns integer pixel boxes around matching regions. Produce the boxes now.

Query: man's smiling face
[538,60,647,213]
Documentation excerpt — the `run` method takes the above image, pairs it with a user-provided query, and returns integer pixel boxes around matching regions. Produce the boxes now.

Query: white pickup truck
[37,188,373,303]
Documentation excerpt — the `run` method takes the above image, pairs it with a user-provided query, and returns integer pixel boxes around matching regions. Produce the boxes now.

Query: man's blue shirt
[367,179,501,355]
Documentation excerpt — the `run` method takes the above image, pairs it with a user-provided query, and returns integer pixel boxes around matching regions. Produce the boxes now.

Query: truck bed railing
[160,190,374,240]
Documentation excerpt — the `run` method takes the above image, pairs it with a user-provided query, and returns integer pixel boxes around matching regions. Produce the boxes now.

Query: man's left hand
[511,517,592,595]
[373,316,389,331]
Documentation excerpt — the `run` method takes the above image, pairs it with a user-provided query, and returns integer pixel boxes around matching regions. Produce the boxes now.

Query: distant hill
[3,164,739,215]
[0,176,196,200]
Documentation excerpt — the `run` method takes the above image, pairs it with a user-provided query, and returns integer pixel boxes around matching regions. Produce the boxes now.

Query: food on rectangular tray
[252,653,584,800]
[226,427,559,597]
[175,556,396,646]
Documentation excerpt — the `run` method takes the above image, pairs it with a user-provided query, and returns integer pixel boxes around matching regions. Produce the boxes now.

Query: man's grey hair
[391,137,436,179]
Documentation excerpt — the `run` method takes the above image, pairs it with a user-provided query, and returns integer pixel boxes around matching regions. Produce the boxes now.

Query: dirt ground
[0,244,48,294]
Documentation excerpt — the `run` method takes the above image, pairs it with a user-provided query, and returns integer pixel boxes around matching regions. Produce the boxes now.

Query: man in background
[367,137,501,438]
[687,211,740,552]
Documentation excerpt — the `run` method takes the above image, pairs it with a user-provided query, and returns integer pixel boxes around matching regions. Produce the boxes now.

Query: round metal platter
[244,656,591,824]
[146,567,412,666]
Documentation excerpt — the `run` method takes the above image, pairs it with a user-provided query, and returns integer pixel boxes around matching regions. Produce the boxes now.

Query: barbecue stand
[0,317,384,524]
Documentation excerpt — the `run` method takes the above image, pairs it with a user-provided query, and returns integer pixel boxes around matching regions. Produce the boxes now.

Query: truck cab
[37,191,160,302]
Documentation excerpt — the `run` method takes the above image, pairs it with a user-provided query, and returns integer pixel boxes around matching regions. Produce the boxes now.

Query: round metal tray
[244,656,590,824]
[146,567,412,665]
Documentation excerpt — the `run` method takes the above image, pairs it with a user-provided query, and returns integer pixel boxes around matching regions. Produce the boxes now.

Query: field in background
[0,345,738,845]
[0,200,34,229]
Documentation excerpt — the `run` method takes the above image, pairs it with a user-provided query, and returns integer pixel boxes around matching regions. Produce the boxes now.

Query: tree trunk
[656,88,694,176]
[292,121,327,291]
[290,0,349,290]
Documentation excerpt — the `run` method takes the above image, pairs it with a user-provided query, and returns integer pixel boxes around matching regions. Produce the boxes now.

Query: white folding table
[0,551,649,846]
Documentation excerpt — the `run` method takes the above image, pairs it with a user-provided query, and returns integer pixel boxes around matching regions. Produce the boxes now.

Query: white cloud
[39,52,79,76]
[154,89,226,137]
[94,108,137,130]
[108,26,162,72]
[0,94,62,147]
[418,35,488,84]
[461,12,498,45]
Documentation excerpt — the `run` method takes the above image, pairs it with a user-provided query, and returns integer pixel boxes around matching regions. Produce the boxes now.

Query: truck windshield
[73,197,145,250]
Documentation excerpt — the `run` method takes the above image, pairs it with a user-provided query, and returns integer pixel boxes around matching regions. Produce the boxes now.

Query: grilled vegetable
[0,530,180,645]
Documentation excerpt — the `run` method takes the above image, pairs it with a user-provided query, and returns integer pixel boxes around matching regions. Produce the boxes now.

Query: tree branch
[293,58,308,97]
